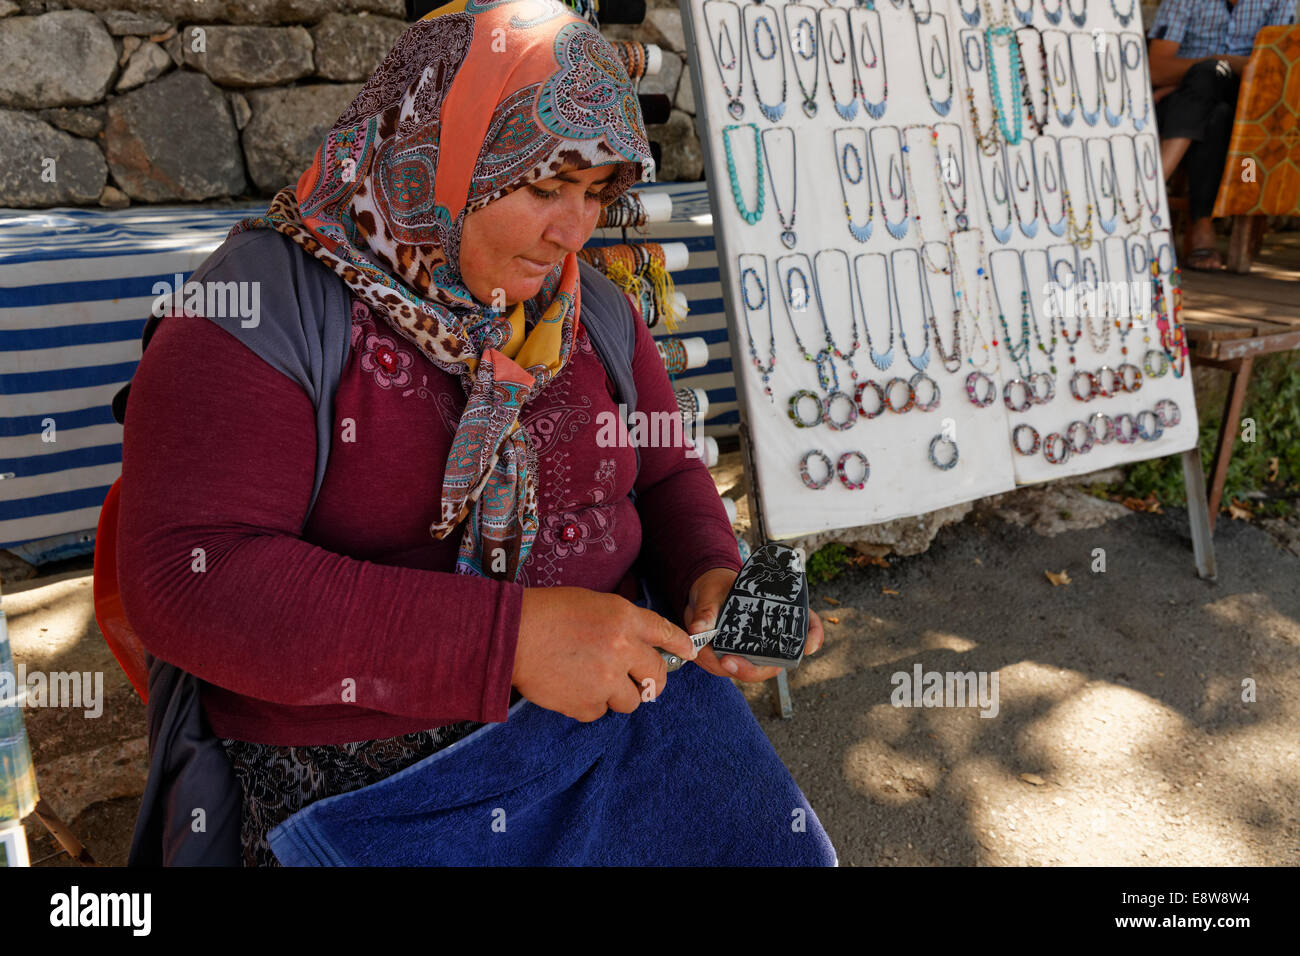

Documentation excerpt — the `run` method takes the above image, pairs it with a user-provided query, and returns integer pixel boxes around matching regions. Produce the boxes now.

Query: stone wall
[0,0,703,210]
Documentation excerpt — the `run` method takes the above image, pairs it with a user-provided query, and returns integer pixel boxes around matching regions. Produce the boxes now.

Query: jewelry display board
[679,0,1197,540]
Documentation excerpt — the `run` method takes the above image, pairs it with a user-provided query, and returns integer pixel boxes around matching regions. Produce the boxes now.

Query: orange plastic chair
[93,477,150,704]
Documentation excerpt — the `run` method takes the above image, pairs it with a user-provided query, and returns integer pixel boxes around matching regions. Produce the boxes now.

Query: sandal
[1185,247,1223,271]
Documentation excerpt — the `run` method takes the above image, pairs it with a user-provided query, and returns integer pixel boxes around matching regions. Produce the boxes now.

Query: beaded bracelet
[1066,419,1095,455]
[1070,369,1097,402]
[1154,398,1181,428]
[1089,411,1115,444]
[1136,408,1163,441]
[1003,378,1034,412]
[800,449,834,489]
[1094,365,1119,399]
[929,433,959,470]
[657,337,688,375]
[910,372,941,412]
[837,450,870,489]
[1143,348,1171,379]
[1043,431,1071,464]
[1028,370,1055,405]
[1117,362,1143,393]
[823,389,859,430]
[855,379,887,419]
[885,377,916,413]
[1113,412,1138,444]
[1013,423,1040,456]
[966,370,995,407]
[788,389,824,428]
[676,387,700,423]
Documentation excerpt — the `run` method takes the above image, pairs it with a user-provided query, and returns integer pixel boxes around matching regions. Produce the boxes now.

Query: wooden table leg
[1225,216,1269,273]
[1182,446,1217,580]
[1206,356,1254,531]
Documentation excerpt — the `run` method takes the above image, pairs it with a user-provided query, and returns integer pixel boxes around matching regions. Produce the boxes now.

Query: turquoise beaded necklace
[722,123,765,225]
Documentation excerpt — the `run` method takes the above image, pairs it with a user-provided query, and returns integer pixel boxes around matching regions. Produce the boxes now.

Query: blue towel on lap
[266,661,837,866]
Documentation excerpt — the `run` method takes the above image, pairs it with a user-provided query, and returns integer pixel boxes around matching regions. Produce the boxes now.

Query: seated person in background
[1148,0,1296,271]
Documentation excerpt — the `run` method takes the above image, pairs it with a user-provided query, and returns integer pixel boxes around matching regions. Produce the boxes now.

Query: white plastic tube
[645,44,663,77]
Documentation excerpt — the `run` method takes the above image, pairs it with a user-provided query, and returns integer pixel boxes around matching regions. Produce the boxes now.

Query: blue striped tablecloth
[0,183,734,558]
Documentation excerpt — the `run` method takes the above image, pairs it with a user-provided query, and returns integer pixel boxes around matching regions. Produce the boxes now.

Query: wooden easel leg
[772,668,794,719]
[1226,215,1255,273]
[1181,446,1217,581]
[1206,356,1253,530]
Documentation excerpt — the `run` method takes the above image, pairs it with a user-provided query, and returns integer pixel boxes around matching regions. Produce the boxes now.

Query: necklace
[962,30,1002,156]
[1079,253,1111,353]
[1061,136,1094,248]
[745,3,787,122]
[915,13,953,115]
[979,149,1014,244]
[853,252,895,370]
[1110,136,1144,236]
[1098,39,1123,127]
[985,24,1024,146]
[1137,134,1162,227]
[704,0,746,119]
[834,127,873,242]
[1045,31,1076,126]
[722,123,765,225]
[1121,35,1151,131]
[1064,0,1086,28]
[1151,236,1187,378]
[1008,144,1040,239]
[1040,0,1063,25]
[1011,0,1033,26]
[853,7,888,120]
[783,3,821,118]
[820,8,858,120]
[778,253,836,390]
[813,248,863,382]
[948,228,997,369]
[1110,0,1134,27]
[1036,135,1067,237]
[1068,34,1100,126]
[935,122,970,231]
[1050,248,1084,366]
[889,248,933,373]
[737,253,777,400]
[990,248,1034,378]
[921,245,964,373]
[1023,250,1059,373]
[958,0,980,26]
[1016,26,1050,136]
[871,125,911,240]
[761,126,799,248]
[1086,139,1118,235]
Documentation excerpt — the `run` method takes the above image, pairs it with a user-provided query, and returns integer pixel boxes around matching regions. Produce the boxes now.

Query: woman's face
[459,164,619,308]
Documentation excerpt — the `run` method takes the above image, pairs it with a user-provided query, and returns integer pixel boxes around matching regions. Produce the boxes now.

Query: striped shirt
[1148,0,1297,57]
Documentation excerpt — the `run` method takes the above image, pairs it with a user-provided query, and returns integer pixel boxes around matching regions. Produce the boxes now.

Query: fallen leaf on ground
[882,587,900,596]
[1228,499,1253,521]
[825,616,840,625]
[823,596,842,606]
[1020,773,1046,786]
[852,554,891,568]
[1269,457,1280,482]
[973,557,983,565]
[1045,569,1071,586]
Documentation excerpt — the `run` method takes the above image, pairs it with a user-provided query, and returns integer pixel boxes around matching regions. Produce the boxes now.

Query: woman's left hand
[682,567,825,683]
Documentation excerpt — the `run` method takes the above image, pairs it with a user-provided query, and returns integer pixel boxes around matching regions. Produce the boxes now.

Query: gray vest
[120,229,644,865]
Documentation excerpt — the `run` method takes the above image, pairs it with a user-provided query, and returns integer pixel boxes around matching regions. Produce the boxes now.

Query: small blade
[659,628,720,672]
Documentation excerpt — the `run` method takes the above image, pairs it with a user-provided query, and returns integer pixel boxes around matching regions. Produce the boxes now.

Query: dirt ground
[3,475,1298,867]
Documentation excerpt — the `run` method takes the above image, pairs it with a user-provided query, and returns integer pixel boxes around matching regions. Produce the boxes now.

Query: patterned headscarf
[229,0,653,581]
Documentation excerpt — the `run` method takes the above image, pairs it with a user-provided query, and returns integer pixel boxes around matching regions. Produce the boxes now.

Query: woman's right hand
[513,587,699,722]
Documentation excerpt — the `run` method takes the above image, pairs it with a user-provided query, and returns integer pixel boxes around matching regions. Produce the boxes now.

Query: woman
[119,0,832,866]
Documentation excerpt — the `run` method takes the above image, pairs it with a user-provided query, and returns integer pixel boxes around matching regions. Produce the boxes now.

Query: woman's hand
[513,587,699,722]
[682,567,825,683]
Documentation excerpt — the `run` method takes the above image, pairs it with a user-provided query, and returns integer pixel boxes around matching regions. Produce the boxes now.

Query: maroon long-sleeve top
[117,287,741,746]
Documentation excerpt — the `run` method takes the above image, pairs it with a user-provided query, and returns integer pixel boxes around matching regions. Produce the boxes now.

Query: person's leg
[1155,59,1240,268]
[1183,86,1240,264]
